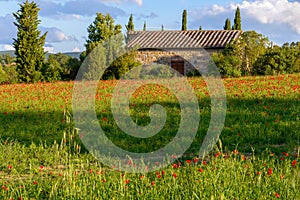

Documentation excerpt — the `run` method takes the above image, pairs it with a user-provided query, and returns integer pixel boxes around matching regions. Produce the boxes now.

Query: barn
[126,30,242,75]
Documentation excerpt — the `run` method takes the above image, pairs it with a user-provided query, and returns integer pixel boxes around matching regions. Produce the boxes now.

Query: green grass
[0,74,299,199]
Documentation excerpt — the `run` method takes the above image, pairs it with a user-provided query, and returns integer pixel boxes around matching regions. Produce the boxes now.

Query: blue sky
[0,0,299,53]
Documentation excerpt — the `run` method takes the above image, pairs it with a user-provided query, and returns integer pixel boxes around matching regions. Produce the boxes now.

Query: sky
[0,0,299,53]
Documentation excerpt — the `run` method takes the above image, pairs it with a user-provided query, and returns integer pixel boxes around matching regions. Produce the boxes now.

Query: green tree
[125,14,134,43]
[232,7,242,30]
[81,13,122,61]
[214,31,269,76]
[224,18,231,30]
[199,26,202,30]
[126,14,134,32]
[143,21,146,31]
[161,24,164,31]
[182,9,187,31]
[13,0,47,83]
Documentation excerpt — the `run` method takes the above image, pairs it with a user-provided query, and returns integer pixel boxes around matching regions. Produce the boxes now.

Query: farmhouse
[126,30,242,75]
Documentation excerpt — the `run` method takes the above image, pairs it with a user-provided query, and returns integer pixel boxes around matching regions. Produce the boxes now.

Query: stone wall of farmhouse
[135,48,221,75]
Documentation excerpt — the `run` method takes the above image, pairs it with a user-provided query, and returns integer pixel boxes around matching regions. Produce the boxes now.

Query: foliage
[103,51,141,80]
[181,9,187,31]
[42,53,80,81]
[125,14,134,43]
[13,0,47,83]
[224,18,231,30]
[253,42,300,75]
[214,31,269,77]
[143,21,146,31]
[81,13,122,61]
[232,6,241,30]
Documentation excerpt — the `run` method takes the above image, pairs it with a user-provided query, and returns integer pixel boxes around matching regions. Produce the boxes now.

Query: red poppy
[151,181,155,186]
[173,173,177,178]
[7,165,12,170]
[267,168,273,176]
[33,181,38,185]
[274,192,280,198]
[198,168,203,173]
[292,160,297,167]
[282,152,289,157]
[186,160,191,164]
[125,179,130,185]
[257,171,261,175]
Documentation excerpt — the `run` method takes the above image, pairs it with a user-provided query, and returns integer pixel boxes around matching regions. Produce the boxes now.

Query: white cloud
[41,27,78,43]
[3,44,14,51]
[101,0,142,6]
[192,0,300,34]
[235,0,300,34]
[72,46,81,52]
[44,46,54,53]
[0,44,14,51]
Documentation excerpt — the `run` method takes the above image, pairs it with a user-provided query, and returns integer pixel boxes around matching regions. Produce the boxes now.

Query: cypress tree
[125,14,134,43]
[161,24,164,31]
[13,0,47,83]
[224,18,232,30]
[181,9,187,31]
[143,21,146,31]
[125,14,134,32]
[233,7,242,30]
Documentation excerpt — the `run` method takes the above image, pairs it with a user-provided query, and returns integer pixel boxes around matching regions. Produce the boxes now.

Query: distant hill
[0,50,81,59]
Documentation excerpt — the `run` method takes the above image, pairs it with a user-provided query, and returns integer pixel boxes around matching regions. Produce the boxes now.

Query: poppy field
[0,74,299,199]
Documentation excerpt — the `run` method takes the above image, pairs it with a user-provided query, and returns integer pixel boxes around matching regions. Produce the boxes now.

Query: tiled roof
[127,30,242,50]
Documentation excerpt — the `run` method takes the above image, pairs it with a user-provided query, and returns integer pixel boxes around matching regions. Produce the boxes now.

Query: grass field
[0,74,299,199]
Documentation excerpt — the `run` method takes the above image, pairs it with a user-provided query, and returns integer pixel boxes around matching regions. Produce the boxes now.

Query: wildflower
[280,174,284,179]
[274,192,280,198]
[267,168,273,176]
[33,181,38,185]
[257,171,261,175]
[186,160,191,164]
[39,165,44,170]
[173,173,177,178]
[282,152,289,157]
[89,169,93,174]
[8,165,12,170]
[198,168,203,173]
[151,181,155,186]
[232,149,239,155]
[241,155,246,161]
[214,152,221,158]
[280,157,285,161]
[193,158,198,163]
[161,170,165,175]
[157,174,161,179]
[173,164,178,169]
[140,175,144,179]
[102,179,106,183]
[125,179,130,185]
[203,161,207,165]
[292,160,297,167]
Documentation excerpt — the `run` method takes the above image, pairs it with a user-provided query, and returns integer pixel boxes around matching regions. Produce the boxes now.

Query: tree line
[0,1,299,84]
